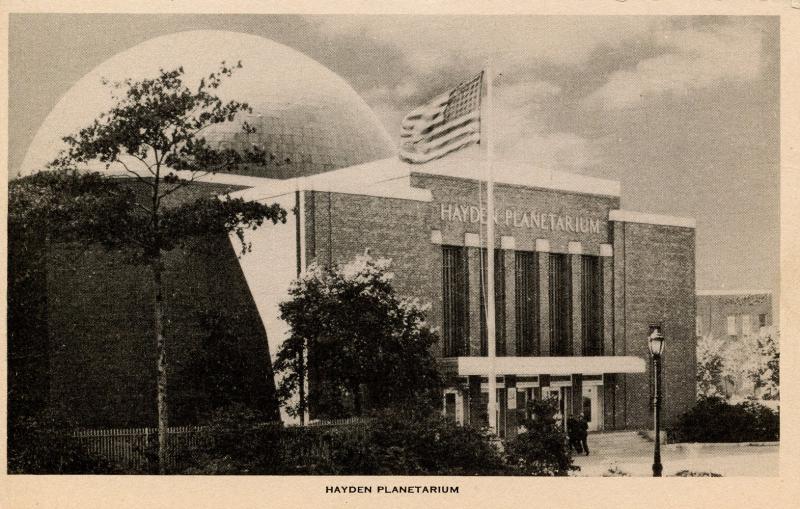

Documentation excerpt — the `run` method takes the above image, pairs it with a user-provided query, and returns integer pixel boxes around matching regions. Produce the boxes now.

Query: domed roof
[20,31,396,178]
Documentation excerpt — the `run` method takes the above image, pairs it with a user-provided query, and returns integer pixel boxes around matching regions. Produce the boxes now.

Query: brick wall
[613,221,696,429]
[696,293,772,339]
[38,181,280,428]
[411,174,619,254]
[303,175,696,431]
[8,228,51,418]
[305,189,438,328]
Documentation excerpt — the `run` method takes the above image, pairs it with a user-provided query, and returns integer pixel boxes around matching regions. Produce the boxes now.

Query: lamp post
[648,324,665,477]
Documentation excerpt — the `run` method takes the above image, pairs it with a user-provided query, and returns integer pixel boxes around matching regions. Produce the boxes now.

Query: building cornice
[609,209,696,229]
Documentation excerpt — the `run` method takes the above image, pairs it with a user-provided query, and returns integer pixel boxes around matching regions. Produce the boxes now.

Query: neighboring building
[696,290,773,340]
[212,145,698,438]
[694,290,775,401]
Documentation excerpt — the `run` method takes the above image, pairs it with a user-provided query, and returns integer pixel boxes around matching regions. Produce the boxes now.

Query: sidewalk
[570,431,779,477]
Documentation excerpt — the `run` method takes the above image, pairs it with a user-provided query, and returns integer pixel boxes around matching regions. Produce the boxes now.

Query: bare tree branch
[157,168,213,201]
[127,151,157,177]
[114,159,155,189]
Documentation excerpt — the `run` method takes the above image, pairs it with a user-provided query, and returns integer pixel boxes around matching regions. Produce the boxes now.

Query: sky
[7,14,779,298]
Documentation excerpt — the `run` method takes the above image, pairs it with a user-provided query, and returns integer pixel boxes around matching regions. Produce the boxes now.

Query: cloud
[498,130,601,170]
[317,16,656,72]
[497,80,561,105]
[308,16,768,172]
[582,23,764,110]
[492,81,599,169]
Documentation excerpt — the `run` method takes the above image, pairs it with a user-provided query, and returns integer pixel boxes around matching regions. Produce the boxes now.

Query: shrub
[186,406,510,475]
[186,402,581,475]
[671,397,779,443]
[673,470,723,477]
[8,411,117,474]
[504,398,577,476]
[185,403,284,474]
[311,409,509,475]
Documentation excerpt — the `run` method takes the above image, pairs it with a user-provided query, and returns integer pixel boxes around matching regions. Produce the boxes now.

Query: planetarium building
[207,143,697,438]
[17,32,697,438]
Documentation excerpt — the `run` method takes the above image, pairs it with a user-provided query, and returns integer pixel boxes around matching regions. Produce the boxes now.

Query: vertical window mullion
[549,253,572,356]
[442,246,469,357]
[515,253,524,355]
[442,247,453,356]
[532,253,540,355]
[461,246,469,356]
[495,249,505,356]
[514,252,540,357]
[579,256,604,356]
[564,255,572,356]
[479,249,487,356]
[548,255,555,355]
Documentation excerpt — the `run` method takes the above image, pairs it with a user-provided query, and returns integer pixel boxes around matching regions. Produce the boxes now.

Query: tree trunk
[298,341,306,425]
[153,254,168,474]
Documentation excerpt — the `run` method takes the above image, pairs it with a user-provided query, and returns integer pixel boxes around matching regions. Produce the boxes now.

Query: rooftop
[191,144,621,202]
[696,289,773,296]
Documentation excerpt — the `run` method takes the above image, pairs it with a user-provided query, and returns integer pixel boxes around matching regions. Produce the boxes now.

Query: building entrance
[542,386,572,429]
[582,385,603,431]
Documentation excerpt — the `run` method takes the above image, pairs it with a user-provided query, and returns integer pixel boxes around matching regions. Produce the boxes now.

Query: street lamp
[648,324,665,477]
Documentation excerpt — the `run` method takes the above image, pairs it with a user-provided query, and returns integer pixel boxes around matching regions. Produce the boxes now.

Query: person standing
[577,414,590,455]
[567,416,583,454]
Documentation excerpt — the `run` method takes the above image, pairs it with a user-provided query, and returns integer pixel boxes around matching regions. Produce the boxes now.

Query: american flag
[399,72,483,164]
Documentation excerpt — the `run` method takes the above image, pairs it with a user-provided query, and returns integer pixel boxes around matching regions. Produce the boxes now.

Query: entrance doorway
[581,385,603,431]
[543,386,571,429]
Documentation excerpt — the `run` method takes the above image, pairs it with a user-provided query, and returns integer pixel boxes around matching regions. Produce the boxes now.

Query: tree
[274,255,442,421]
[750,328,779,400]
[505,397,577,476]
[720,334,761,399]
[697,330,780,402]
[696,334,726,398]
[40,64,286,473]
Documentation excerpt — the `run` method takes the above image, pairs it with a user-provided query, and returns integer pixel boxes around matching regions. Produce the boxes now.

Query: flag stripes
[399,72,483,164]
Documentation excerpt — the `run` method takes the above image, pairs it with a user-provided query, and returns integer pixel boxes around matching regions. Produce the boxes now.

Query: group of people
[567,414,590,455]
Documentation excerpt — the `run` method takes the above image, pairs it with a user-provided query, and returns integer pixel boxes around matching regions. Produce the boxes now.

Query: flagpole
[484,62,498,435]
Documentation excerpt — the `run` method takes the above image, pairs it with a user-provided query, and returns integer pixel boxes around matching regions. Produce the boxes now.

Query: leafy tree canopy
[9,168,284,261]
[696,330,780,401]
[52,62,274,177]
[275,256,443,419]
[15,63,289,261]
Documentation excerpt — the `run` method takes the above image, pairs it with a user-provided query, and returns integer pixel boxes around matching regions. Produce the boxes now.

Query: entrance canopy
[441,356,646,377]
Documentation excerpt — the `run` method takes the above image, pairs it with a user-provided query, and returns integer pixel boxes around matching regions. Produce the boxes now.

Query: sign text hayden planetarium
[440,203,603,234]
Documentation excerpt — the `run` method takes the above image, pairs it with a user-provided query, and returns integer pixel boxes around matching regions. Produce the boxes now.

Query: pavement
[570,431,779,477]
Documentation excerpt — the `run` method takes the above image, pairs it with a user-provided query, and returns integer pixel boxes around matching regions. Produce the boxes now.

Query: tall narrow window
[515,251,539,356]
[549,253,572,355]
[479,249,506,356]
[740,315,752,336]
[726,315,737,337]
[442,246,469,356]
[581,256,603,356]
